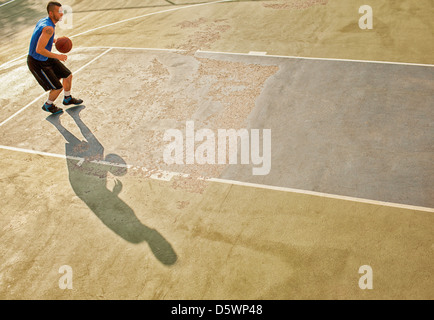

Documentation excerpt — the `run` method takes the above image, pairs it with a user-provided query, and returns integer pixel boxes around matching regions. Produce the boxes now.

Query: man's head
[47,1,63,23]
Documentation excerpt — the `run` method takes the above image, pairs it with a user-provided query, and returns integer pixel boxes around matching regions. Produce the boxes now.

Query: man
[27,1,82,115]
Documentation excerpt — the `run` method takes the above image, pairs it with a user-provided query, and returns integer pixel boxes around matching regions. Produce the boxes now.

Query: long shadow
[46,105,177,266]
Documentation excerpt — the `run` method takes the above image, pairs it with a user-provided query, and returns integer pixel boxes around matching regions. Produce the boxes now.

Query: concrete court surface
[0,0,433,300]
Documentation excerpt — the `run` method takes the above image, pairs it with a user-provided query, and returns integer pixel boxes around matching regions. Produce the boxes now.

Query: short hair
[47,1,62,14]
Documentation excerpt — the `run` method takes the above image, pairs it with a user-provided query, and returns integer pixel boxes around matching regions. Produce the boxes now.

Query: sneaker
[63,96,83,106]
[42,103,63,115]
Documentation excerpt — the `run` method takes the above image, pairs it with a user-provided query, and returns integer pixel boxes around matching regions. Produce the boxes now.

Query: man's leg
[42,88,64,114]
[27,56,64,114]
[48,88,63,102]
[62,74,83,105]
[63,74,72,92]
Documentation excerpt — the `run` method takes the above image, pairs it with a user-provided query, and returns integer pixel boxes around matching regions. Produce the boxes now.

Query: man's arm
[36,26,67,61]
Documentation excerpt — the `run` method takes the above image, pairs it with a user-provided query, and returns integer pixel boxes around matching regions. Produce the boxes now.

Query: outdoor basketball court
[0,0,433,300]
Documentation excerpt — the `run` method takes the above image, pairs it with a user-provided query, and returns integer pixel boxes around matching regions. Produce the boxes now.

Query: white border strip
[0,48,112,128]
[197,49,434,68]
[0,144,432,213]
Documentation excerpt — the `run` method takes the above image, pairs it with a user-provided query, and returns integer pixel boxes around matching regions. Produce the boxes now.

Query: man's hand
[112,179,123,196]
[36,27,67,61]
[57,54,67,62]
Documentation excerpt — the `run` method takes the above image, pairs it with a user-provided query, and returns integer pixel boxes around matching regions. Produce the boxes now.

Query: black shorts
[27,55,72,91]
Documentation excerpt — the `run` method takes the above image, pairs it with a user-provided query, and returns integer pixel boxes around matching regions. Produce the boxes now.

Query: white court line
[0,145,132,168]
[2,0,433,69]
[0,144,433,213]
[0,5,430,212]
[0,1,18,67]
[197,49,434,68]
[249,51,267,55]
[69,0,232,38]
[0,48,112,128]
[0,0,16,8]
[0,0,231,69]
[208,178,434,213]
[71,47,112,73]
[1,47,432,212]
[0,92,47,127]
[0,53,27,69]
[75,46,187,53]
[76,46,434,67]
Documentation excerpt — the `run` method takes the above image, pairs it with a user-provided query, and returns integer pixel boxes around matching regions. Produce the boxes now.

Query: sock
[46,99,54,105]
[64,91,71,98]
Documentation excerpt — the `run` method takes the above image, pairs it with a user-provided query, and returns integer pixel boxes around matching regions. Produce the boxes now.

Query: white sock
[46,99,54,105]
[64,91,71,97]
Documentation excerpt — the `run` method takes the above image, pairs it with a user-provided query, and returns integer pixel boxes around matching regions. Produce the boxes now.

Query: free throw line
[196,49,434,68]
[0,144,433,213]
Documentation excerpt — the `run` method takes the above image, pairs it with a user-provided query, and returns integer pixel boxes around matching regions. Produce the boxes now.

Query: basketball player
[27,1,83,115]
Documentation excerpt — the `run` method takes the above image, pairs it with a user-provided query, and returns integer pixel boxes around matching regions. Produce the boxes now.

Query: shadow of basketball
[46,105,177,266]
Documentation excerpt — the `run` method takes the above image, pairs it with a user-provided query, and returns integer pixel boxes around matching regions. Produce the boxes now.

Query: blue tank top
[29,17,55,61]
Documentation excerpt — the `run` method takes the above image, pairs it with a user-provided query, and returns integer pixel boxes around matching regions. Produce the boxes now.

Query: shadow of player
[46,106,177,266]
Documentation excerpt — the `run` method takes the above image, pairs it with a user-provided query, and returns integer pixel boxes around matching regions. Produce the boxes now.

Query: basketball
[55,36,72,53]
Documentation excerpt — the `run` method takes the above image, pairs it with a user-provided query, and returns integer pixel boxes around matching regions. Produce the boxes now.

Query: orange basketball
[55,36,72,53]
